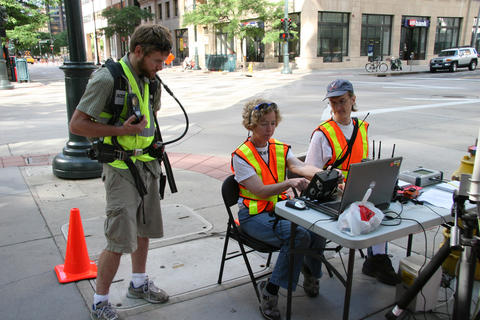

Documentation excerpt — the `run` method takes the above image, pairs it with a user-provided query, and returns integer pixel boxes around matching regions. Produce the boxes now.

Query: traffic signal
[287,18,292,30]
[279,33,293,41]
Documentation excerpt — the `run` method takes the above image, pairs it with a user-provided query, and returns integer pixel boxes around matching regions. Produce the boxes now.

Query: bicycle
[386,56,403,71]
[365,58,388,73]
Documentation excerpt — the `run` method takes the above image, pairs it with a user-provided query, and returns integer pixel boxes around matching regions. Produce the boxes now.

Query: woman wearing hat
[305,79,400,286]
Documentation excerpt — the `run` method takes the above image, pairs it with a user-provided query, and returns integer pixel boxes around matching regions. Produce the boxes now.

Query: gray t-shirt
[76,54,161,118]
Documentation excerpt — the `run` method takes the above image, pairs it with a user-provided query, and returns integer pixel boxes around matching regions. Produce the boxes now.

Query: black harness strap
[104,59,127,125]
[330,117,360,169]
[111,136,148,224]
[111,136,148,197]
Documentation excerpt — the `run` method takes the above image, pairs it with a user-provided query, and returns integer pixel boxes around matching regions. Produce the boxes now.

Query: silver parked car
[429,47,478,72]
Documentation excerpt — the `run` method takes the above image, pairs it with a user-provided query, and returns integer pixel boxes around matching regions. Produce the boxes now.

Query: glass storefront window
[473,17,480,51]
[157,3,162,20]
[175,28,189,60]
[246,36,264,62]
[434,17,461,53]
[242,20,265,62]
[361,14,392,59]
[317,12,349,62]
[215,28,234,55]
[400,16,429,60]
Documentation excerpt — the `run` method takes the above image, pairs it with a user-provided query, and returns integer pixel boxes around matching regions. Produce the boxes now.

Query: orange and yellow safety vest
[232,138,290,215]
[313,118,369,180]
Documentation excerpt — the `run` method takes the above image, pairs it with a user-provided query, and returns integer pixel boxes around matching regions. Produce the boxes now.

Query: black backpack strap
[150,74,161,97]
[331,117,360,169]
[104,59,127,125]
[111,136,148,197]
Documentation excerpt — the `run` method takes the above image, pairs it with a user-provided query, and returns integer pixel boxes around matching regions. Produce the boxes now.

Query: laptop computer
[301,157,403,219]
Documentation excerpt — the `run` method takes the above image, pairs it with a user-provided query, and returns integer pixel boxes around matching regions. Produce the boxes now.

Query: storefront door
[400,17,429,60]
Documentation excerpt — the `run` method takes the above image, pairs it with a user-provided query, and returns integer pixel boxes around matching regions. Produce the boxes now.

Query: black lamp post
[52,0,102,179]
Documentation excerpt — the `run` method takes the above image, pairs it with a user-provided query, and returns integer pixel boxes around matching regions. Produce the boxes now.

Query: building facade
[291,0,480,69]
[81,0,480,70]
[46,2,66,36]
[81,0,135,63]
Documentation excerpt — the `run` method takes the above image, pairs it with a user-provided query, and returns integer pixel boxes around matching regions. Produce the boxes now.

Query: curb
[359,70,430,77]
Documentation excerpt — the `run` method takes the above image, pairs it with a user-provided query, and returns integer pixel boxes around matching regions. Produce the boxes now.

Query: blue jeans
[238,208,326,290]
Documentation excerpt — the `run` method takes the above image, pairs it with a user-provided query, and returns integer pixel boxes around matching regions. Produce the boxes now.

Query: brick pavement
[0,152,232,181]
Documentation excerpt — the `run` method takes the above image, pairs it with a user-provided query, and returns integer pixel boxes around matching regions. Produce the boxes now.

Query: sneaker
[362,254,401,286]
[258,280,281,320]
[301,264,319,297]
[126,278,169,304]
[90,301,119,320]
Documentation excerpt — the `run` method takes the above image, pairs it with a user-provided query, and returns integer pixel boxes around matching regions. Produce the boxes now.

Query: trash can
[205,54,231,71]
[226,54,236,72]
[7,56,17,82]
[15,58,30,82]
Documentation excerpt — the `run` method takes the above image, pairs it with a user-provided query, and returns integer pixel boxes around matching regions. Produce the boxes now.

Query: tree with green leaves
[0,0,57,53]
[182,0,290,55]
[101,6,153,43]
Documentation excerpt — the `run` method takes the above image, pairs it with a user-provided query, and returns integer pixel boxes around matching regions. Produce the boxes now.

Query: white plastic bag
[337,201,384,236]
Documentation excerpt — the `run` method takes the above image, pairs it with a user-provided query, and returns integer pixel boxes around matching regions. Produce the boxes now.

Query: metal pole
[52,0,101,179]
[0,42,12,89]
[281,0,291,74]
[192,0,200,70]
[0,5,12,89]
[92,0,100,65]
[472,5,480,49]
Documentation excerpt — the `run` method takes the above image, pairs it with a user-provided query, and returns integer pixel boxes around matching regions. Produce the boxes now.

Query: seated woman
[231,98,332,320]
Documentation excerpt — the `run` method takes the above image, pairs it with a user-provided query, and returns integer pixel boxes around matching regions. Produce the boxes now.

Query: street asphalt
[0,62,478,320]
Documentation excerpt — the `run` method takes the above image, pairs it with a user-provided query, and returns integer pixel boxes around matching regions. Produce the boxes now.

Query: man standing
[70,24,172,320]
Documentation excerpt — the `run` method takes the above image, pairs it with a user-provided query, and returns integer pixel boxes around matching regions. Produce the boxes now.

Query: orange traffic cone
[55,208,97,283]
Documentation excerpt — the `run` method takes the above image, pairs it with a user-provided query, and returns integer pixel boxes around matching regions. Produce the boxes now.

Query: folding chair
[217,175,279,302]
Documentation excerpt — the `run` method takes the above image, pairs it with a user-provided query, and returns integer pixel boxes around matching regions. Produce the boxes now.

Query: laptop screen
[339,157,403,211]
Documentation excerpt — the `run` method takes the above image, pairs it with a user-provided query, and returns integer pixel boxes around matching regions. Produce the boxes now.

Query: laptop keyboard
[301,198,340,219]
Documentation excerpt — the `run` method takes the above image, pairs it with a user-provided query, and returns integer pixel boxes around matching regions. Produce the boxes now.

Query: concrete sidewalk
[0,62,463,320]
[0,150,454,320]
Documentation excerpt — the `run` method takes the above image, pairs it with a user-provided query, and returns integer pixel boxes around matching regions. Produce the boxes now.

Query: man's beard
[138,57,153,79]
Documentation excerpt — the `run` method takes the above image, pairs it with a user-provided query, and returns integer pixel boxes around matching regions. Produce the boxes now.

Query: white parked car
[429,47,478,72]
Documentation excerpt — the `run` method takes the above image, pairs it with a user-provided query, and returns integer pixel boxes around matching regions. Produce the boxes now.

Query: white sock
[93,293,109,306]
[131,273,147,288]
[371,243,386,255]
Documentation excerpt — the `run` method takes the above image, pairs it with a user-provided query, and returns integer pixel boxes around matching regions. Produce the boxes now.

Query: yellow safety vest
[99,60,156,169]
[232,138,289,215]
[313,118,368,180]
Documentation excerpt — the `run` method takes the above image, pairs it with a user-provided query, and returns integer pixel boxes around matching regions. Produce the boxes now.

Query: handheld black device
[302,169,341,202]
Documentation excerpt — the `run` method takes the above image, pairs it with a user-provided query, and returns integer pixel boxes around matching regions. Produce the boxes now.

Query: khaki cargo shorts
[102,163,163,253]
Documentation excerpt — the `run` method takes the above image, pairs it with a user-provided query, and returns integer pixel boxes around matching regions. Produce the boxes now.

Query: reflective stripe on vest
[102,60,156,169]
[314,119,368,180]
[232,138,289,215]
